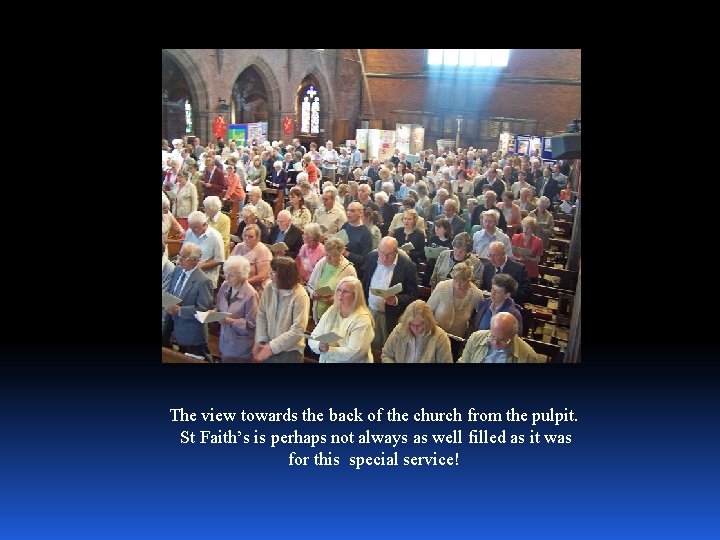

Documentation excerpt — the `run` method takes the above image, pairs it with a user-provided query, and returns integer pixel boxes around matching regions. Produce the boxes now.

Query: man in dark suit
[363,237,418,350]
[162,242,214,362]
[442,200,466,237]
[480,241,531,305]
[267,210,303,259]
[428,188,450,223]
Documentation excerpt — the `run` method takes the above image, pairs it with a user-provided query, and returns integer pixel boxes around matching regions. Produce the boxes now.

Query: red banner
[283,115,293,135]
[212,115,227,140]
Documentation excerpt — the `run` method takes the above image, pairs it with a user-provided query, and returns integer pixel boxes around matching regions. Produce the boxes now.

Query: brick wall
[162,49,580,150]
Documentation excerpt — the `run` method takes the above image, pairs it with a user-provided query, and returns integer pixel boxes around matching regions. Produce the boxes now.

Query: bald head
[378,237,398,267]
[347,202,364,225]
[489,312,519,350]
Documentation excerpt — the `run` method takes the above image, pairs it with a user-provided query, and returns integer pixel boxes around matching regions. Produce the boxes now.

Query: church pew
[162,347,209,363]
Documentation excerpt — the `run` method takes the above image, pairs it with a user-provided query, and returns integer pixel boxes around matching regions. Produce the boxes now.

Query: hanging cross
[306,86,317,99]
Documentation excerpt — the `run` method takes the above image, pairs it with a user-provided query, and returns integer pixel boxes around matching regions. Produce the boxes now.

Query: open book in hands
[326,229,349,246]
[399,242,414,253]
[370,282,403,298]
[230,234,242,243]
[162,292,182,309]
[194,311,232,324]
[512,245,532,257]
[312,286,334,297]
[305,330,345,344]
[268,242,289,254]
[424,246,448,259]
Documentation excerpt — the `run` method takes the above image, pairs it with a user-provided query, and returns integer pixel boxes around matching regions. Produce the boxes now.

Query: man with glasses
[162,242,214,362]
[480,241,531,305]
[363,237,418,350]
[458,312,539,363]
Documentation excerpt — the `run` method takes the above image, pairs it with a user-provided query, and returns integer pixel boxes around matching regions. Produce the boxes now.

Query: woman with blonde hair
[381,299,453,363]
[309,276,374,363]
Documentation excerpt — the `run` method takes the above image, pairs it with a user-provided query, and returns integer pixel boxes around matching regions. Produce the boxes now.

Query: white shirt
[368,254,397,312]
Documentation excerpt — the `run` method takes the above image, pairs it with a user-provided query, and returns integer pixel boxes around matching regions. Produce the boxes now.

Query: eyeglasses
[338,289,355,296]
[488,334,512,347]
[177,254,197,261]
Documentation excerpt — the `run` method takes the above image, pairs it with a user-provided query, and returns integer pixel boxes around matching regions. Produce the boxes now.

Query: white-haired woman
[528,195,555,249]
[381,300,453,363]
[236,205,269,244]
[296,223,325,283]
[230,223,272,295]
[203,196,231,258]
[214,255,259,362]
[309,276,374,363]
[306,237,356,323]
[167,171,198,230]
[270,160,288,192]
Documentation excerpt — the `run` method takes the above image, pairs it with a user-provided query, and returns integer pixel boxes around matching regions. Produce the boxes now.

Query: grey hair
[242,204,259,216]
[181,242,203,260]
[249,186,262,196]
[324,238,346,256]
[187,210,207,225]
[303,223,322,240]
[296,172,308,183]
[452,232,473,251]
[374,191,388,203]
[203,196,222,212]
[223,255,251,280]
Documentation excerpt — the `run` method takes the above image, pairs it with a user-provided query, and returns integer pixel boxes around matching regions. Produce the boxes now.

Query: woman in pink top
[295,223,325,283]
[230,224,272,295]
[510,216,544,281]
[223,163,245,221]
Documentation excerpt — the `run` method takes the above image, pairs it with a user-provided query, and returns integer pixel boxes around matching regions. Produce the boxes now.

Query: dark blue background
[2,349,717,538]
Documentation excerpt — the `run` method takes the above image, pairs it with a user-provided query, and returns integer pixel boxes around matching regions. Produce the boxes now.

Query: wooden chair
[524,338,563,363]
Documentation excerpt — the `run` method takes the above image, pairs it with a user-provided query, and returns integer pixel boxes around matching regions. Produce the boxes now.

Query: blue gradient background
[2,347,718,538]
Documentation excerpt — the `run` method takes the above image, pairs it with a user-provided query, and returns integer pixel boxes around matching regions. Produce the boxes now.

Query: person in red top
[223,163,245,218]
[303,154,319,189]
[510,216,544,282]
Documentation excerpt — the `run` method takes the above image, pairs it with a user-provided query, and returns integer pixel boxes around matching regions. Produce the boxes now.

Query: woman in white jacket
[309,276,374,363]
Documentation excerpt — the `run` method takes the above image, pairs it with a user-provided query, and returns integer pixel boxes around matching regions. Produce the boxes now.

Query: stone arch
[228,56,281,125]
[162,49,210,140]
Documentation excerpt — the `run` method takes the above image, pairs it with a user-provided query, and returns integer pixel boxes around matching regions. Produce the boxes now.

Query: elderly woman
[309,276,374,363]
[167,171,198,229]
[343,181,359,209]
[471,273,524,336]
[214,255,259,363]
[296,223,326,283]
[394,209,426,262]
[415,182,431,217]
[528,195,555,249]
[246,155,267,190]
[298,178,318,213]
[203,196,231,258]
[235,205,269,244]
[230,223,272,296]
[427,262,485,358]
[429,232,484,290]
[269,160,288,191]
[288,186,312,230]
[511,216,544,282]
[306,237,356,323]
[254,256,310,363]
[381,300,453,363]
[452,169,474,210]
[497,190,522,232]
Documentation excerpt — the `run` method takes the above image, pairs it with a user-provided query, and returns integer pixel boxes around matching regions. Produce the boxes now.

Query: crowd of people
[162,136,575,363]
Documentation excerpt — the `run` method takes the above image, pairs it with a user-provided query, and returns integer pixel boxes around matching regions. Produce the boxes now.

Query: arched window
[184,100,193,133]
[298,81,320,135]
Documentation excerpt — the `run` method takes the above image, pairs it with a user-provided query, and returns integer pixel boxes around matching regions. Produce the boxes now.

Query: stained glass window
[300,85,320,134]
[427,49,509,67]
[184,100,193,133]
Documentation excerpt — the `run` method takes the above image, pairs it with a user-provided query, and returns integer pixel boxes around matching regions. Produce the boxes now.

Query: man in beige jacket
[458,312,541,363]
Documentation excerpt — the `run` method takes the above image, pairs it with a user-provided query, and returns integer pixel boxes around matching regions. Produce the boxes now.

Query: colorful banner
[228,124,248,148]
